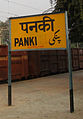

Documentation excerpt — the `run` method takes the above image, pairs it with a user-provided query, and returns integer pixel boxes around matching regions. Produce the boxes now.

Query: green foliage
[50,0,53,6]
[51,0,83,46]
[0,20,9,44]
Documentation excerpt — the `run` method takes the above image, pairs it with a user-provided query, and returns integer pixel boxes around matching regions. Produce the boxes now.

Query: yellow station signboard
[10,13,67,51]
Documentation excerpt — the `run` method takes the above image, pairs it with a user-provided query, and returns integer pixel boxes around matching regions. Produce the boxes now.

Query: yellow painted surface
[10,13,67,51]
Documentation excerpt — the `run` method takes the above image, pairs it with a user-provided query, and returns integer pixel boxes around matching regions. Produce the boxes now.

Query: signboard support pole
[65,11,74,113]
[8,21,12,106]
[68,41,74,113]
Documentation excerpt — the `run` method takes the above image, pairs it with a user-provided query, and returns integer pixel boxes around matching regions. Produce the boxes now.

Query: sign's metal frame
[8,11,74,113]
[9,12,67,51]
[65,11,74,113]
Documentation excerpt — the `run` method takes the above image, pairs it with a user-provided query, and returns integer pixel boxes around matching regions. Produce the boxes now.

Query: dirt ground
[0,70,83,119]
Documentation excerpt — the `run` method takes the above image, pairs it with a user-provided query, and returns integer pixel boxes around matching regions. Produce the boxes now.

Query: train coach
[0,45,83,82]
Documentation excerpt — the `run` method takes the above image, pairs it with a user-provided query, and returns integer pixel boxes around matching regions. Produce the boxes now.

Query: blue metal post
[65,11,74,113]
[8,20,12,106]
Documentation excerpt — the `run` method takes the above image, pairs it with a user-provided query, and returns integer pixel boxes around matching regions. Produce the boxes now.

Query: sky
[0,0,52,21]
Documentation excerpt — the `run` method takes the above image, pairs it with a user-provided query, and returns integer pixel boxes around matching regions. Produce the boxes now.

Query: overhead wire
[0,0,19,21]
[2,0,43,11]
[0,0,44,21]
[0,10,18,16]
[0,0,53,21]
